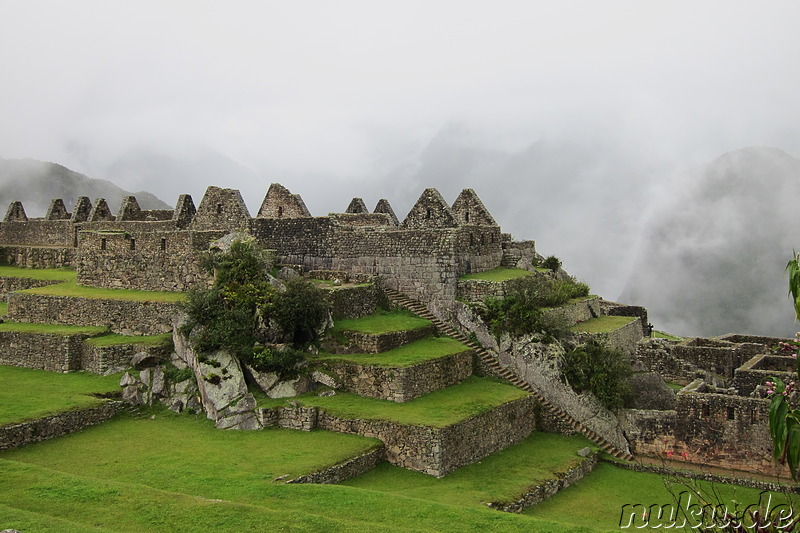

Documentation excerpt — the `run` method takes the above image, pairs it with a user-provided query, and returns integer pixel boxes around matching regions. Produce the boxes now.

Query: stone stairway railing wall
[383,287,633,460]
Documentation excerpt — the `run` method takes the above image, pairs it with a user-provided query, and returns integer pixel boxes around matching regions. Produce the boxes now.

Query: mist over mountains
[0,158,169,217]
[620,146,800,338]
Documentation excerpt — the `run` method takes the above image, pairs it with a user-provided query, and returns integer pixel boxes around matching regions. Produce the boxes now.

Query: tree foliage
[482,275,589,339]
[561,339,633,410]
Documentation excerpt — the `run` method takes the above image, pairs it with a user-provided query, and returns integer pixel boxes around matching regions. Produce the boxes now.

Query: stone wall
[7,292,180,335]
[0,276,62,297]
[76,229,218,291]
[672,338,765,380]
[543,297,600,328]
[488,452,599,513]
[734,354,794,396]
[286,445,386,484]
[261,395,536,477]
[633,338,698,384]
[0,246,76,268]
[573,316,642,356]
[0,401,125,451]
[320,350,473,402]
[336,325,436,354]
[0,331,87,371]
[325,283,384,320]
[81,342,171,375]
[0,219,76,247]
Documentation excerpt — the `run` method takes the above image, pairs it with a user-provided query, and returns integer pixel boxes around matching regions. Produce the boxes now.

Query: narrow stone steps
[383,287,634,461]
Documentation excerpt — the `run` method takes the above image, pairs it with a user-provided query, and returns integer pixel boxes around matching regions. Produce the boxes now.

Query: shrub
[272,279,330,345]
[481,275,589,339]
[542,255,562,272]
[245,346,305,376]
[561,339,633,410]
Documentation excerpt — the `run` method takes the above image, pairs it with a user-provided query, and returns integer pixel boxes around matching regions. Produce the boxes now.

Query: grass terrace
[85,332,173,347]
[653,330,685,341]
[459,267,535,282]
[292,376,529,428]
[0,365,121,425]
[570,315,638,334]
[342,432,597,509]
[0,266,77,281]
[330,308,432,334]
[316,336,468,367]
[0,322,108,336]
[20,279,186,303]
[0,302,7,316]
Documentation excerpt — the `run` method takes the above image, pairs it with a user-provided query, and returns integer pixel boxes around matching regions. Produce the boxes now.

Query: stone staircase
[382,287,634,461]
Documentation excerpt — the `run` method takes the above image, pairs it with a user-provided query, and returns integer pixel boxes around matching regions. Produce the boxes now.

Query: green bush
[542,255,562,272]
[561,339,633,410]
[245,346,305,376]
[481,275,589,339]
[272,279,330,345]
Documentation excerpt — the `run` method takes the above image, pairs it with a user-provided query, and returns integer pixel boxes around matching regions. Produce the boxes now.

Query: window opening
[101,238,107,250]
[161,238,167,251]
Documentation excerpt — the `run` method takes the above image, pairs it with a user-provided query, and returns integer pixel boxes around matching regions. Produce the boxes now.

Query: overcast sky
[2,1,800,304]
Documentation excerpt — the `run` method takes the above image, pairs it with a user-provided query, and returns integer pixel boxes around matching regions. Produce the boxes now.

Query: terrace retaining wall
[320,350,474,402]
[0,401,125,451]
[0,246,76,269]
[286,445,386,484]
[7,292,181,335]
[0,331,86,371]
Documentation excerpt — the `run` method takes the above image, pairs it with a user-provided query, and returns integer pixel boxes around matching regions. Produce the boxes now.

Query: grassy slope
[0,411,585,533]
[316,336,469,367]
[0,322,108,336]
[85,332,173,347]
[343,432,597,508]
[331,309,432,334]
[0,365,121,425]
[0,266,76,281]
[459,267,535,282]
[295,376,529,427]
[570,315,637,334]
[527,462,792,531]
[20,279,185,303]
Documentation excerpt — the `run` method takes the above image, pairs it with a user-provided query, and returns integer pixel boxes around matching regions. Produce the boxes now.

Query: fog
[2,1,800,335]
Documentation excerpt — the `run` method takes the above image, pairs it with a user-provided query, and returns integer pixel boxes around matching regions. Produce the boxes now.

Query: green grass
[21,279,186,303]
[526,461,792,531]
[330,308,432,334]
[0,410,583,532]
[459,267,535,282]
[316,336,469,367]
[665,382,685,391]
[0,365,121,425]
[570,315,638,334]
[86,332,173,347]
[0,301,7,316]
[293,376,529,427]
[0,266,76,281]
[343,432,597,508]
[653,330,685,341]
[0,321,108,336]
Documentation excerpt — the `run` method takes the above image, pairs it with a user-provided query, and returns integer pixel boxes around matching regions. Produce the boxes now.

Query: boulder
[629,372,676,410]
[131,351,165,369]
[242,364,280,394]
[267,375,314,399]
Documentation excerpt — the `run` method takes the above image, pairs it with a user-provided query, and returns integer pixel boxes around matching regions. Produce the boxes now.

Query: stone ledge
[488,451,599,513]
[319,349,473,402]
[7,292,180,335]
[0,401,125,451]
[260,395,537,477]
[286,445,386,484]
[334,325,436,354]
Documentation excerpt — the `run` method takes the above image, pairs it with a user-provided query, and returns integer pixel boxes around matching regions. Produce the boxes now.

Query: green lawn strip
[0,321,108,336]
[0,301,8,316]
[653,330,685,341]
[86,332,173,347]
[293,376,529,427]
[20,279,185,303]
[0,501,112,533]
[0,266,76,281]
[459,267,535,282]
[330,308,432,334]
[315,336,469,367]
[0,365,121,425]
[0,459,581,533]
[526,461,791,531]
[569,315,638,334]
[665,382,685,391]
[342,432,597,508]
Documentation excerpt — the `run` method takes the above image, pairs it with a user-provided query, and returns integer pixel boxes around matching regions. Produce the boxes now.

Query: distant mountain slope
[620,146,800,337]
[0,158,170,217]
